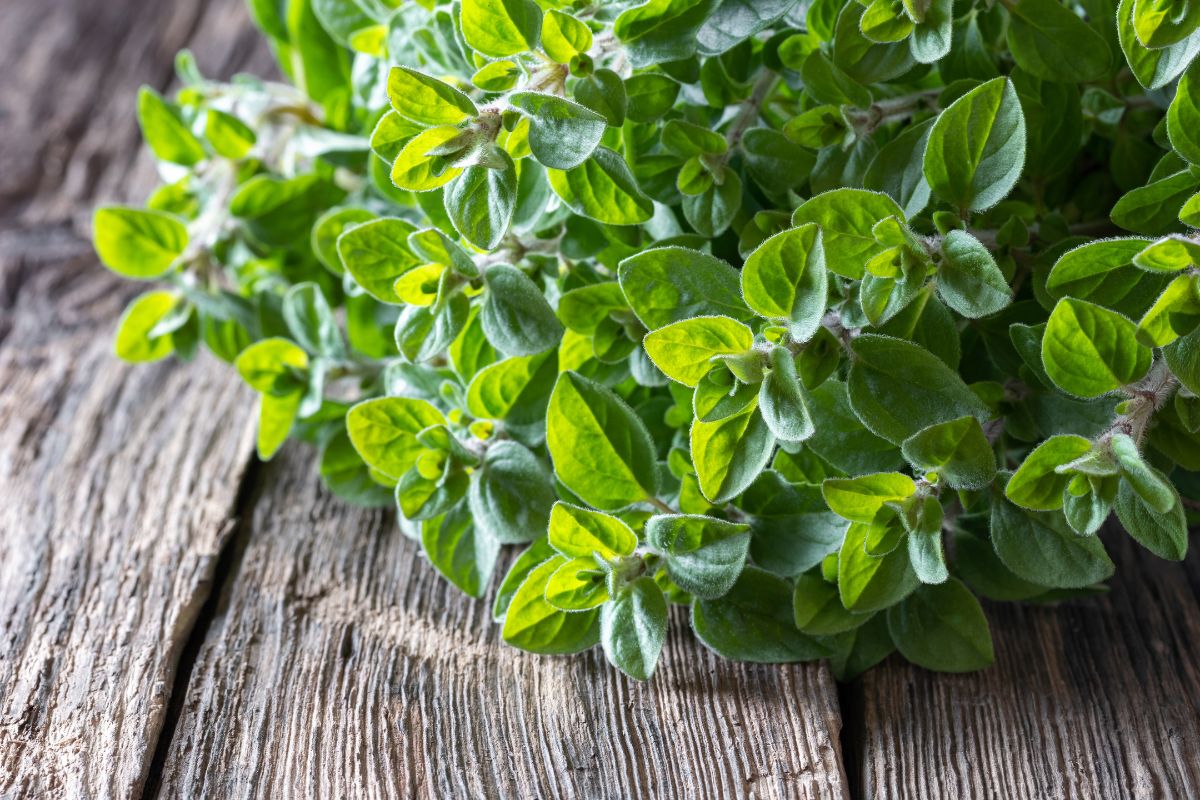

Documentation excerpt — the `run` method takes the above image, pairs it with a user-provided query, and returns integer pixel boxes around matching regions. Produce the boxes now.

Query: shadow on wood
[155,444,849,800]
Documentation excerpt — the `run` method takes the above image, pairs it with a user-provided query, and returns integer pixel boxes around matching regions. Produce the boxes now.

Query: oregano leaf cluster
[94,0,1199,681]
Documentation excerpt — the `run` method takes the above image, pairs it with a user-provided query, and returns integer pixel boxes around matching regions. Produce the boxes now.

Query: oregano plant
[93,0,1200,681]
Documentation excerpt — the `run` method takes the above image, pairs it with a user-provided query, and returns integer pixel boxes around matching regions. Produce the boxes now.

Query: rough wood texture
[851,532,1200,800]
[0,0,270,795]
[6,0,1200,796]
[158,446,850,800]
[0,0,270,224]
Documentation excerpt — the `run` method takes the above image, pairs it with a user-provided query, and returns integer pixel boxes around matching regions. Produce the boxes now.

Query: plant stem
[646,496,676,515]
[720,71,780,164]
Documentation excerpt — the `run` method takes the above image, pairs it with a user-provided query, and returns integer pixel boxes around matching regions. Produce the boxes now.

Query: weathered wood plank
[159,446,850,800]
[0,0,273,224]
[0,254,255,798]
[851,532,1200,799]
[0,0,272,795]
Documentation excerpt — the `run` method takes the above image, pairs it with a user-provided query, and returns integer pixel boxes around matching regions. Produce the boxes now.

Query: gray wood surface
[848,533,1200,800]
[2,0,1199,797]
[156,445,849,800]
[0,0,268,795]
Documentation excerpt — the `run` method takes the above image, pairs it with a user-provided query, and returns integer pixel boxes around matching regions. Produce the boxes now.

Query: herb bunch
[93,0,1200,680]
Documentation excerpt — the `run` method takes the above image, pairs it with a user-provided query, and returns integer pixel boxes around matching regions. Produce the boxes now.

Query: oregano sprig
[94,0,1199,681]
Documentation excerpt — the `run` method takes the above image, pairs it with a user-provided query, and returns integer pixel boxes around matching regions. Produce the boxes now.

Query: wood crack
[142,456,263,799]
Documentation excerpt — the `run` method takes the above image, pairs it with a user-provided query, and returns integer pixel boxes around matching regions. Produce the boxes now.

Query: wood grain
[850,531,1200,800]
[158,445,850,800]
[0,0,270,795]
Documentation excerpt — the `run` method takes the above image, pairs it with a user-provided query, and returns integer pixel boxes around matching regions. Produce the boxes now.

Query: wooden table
[1,0,1198,796]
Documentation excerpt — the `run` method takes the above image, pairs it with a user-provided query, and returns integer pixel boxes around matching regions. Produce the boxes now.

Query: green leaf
[791,189,905,279]
[469,441,556,544]
[545,556,610,610]
[481,264,563,356]
[1045,237,1164,319]
[833,4,915,83]
[1133,235,1200,273]
[642,316,754,386]
[806,379,905,475]
[924,77,1026,213]
[548,502,638,560]
[234,337,309,395]
[1114,473,1188,560]
[741,224,828,341]
[1041,298,1152,398]
[646,514,751,599]
[546,371,660,510]
[1005,434,1092,510]
[1133,0,1200,48]
[574,69,628,127]
[792,572,872,635]
[230,174,344,247]
[822,472,916,523]
[493,537,557,619]
[541,9,593,62]
[625,74,682,123]
[311,207,374,275]
[861,0,915,43]
[394,296,470,363]
[346,396,447,479]
[1110,433,1176,514]
[613,0,719,67]
[838,520,920,612]
[283,283,344,357]
[692,567,831,662]
[461,0,542,57]
[1118,0,1200,90]
[501,556,601,654]
[936,230,1012,318]
[390,126,466,192]
[741,471,846,575]
[847,334,989,444]
[547,147,654,225]
[466,351,555,421]
[759,346,815,444]
[907,524,949,584]
[508,92,607,170]
[256,392,302,461]
[204,109,256,159]
[1136,280,1200,355]
[422,503,499,597]
[618,247,754,329]
[93,206,188,279]
[1111,170,1200,236]
[386,66,478,126]
[370,111,423,163]
[907,0,949,62]
[886,579,994,672]
[601,578,668,680]
[114,291,180,363]
[319,430,393,508]
[989,498,1115,589]
[691,403,776,504]
[682,169,742,237]
[1003,0,1112,83]
[445,154,518,250]
[901,416,997,490]
[557,282,628,334]
[863,119,934,218]
[1168,62,1200,165]
[1166,325,1200,394]
[137,86,205,166]
[336,217,421,304]
[697,0,798,53]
